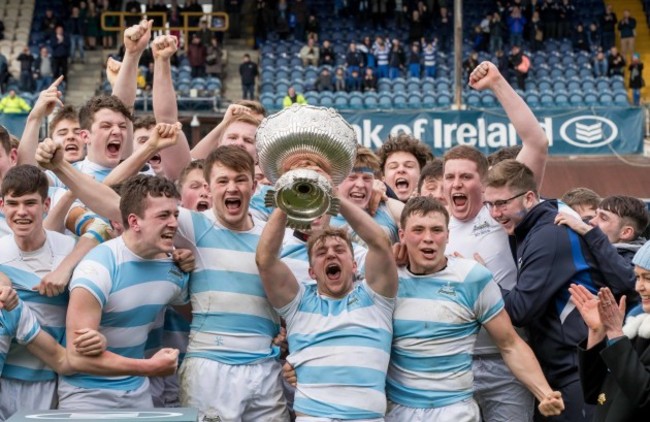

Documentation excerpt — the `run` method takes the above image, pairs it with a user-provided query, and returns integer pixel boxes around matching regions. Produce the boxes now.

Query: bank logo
[559,116,618,148]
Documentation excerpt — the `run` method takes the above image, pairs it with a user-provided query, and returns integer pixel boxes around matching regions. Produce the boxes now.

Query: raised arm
[190,104,253,160]
[17,76,64,166]
[255,208,299,308]
[339,196,398,297]
[102,122,182,187]
[151,35,191,180]
[35,138,121,223]
[112,19,153,158]
[469,61,548,188]
[485,310,565,417]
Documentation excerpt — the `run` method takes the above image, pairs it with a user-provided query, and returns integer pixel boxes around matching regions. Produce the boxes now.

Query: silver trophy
[257,104,357,230]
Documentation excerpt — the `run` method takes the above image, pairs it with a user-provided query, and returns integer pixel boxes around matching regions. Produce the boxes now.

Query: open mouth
[161,231,175,240]
[349,191,366,201]
[452,193,468,207]
[224,198,241,212]
[325,263,342,280]
[107,140,121,155]
[395,178,409,191]
[149,154,161,165]
[421,247,436,259]
[64,144,79,152]
[13,219,32,227]
[196,200,210,212]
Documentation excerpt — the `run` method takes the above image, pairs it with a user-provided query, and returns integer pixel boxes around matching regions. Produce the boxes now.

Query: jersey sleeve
[474,278,505,325]
[11,302,42,345]
[69,246,114,308]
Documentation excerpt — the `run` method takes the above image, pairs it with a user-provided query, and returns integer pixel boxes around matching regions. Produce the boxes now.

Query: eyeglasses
[483,191,527,210]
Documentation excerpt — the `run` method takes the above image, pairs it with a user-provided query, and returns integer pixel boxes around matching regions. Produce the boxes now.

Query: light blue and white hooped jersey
[62,236,189,391]
[0,231,75,382]
[0,302,42,373]
[278,281,395,419]
[280,230,368,284]
[145,307,190,365]
[175,208,281,365]
[331,202,400,247]
[47,158,114,189]
[388,257,504,409]
[249,184,274,222]
[0,212,9,238]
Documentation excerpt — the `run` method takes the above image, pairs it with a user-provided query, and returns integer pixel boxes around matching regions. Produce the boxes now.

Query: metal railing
[100,11,229,49]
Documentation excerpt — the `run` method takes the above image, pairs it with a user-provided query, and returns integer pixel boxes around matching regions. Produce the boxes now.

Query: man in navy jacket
[483,159,636,422]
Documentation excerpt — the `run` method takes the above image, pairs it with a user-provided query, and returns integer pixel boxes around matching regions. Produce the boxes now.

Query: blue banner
[340,108,645,155]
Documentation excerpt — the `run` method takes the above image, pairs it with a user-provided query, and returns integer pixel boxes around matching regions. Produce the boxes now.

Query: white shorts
[149,375,181,408]
[385,399,480,422]
[0,378,57,421]
[179,357,289,422]
[58,378,153,410]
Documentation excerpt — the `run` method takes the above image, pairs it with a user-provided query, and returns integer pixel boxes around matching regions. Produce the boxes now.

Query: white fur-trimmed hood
[622,313,650,339]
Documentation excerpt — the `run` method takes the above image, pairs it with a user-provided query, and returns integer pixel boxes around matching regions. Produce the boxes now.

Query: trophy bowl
[257,105,357,229]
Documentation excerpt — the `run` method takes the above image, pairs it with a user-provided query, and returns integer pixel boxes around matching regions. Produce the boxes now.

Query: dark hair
[400,195,449,228]
[1,165,49,200]
[377,134,433,174]
[133,115,157,131]
[487,145,522,167]
[79,96,133,130]
[49,105,79,134]
[443,145,489,179]
[307,227,354,264]
[599,195,650,239]
[119,175,180,226]
[204,145,255,183]
[418,158,444,192]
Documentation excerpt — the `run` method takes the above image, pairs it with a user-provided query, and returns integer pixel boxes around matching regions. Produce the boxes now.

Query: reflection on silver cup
[257,104,357,229]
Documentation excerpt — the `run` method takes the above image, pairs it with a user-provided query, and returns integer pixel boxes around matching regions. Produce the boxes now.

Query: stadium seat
[437,93,452,108]
[599,92,614,105]
[466,92,481,107]
[537,78,552,91]
[260,93,275,110]
[613,93,629,106]
[552,80,567,91]
[596,78,610,90]
[349,93,364,110]
[567,77,581,91]
[407,79,420,93]
[540,92,554,107]
[319,92,334,107]
[333,92,349,109]
[304,92,319,104]
[583,91,598,106]
[421,80,435,92]
[378,79,392,93]
[481,93,497,108]
[422,94,436,108]
[393,93,408,109]
[554,93,569,107]
[378,93,393,109]
[407,93,422,109]
[275,79,291,95]
[581,79,596,91]
[569,93,584,106]
[525,92,540,108]
[364,92,379,109]
[392,79,407,93]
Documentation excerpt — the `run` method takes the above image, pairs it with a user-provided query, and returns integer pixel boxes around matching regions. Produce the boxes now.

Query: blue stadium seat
[596,78,610,90]
[583,91,598,106]
[333,92,349,109]
[525,92,540,108]
[304,92,319,104]
[260,93,275,110]
[422,94,436,108]
[481,93,497,108]
[304,66,319,80]
[437,93,452,108]
[407,93,422,109]
[581,79,596,91]
[290,68,304,80]
[392,79,407,93]
[378,79,392,93]
[421,80,435,92]
[393,93,408,109]
[613,93,629,106]
[540,92,555,107]
[407,80,420,93]
[599,92,614,105]
[349,93,364,110]
[364,92,379,109]
[567,77,581,91]
[275,66,290,80]
[378,93,393,109]
[537,78,552,91]
[466,92,481,107]
[552,80,567,91]
[579,67,594,78]
[260,81,275,94]
[569,93,584,106]
[275,79,291,95]
[555,93,569,107]
[550,68,564,79]
[319,92,334,107]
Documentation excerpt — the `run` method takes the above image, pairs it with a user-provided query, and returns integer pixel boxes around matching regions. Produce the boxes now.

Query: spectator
[490,12,505,53]
[587,22,601,50]
[0,90,32,114]
[561,187,602,221]
[345,42,364,75]
[393,0,406,30]
[593,50,609,77]
[629,54,644,106]
[495,49,509,75]
[183,0,203,28]
[573,24,590,52]
[422,40,437,78]
[388,39,405,79]
[305,14,320,41]
[617,10,637,61]
[238,53,258,100]
[540,0,558,39]
[362,67,378,92]
[85,0,100,51]
[333,67,346,92]
[16,47,35,92]
[282,86,307,107]
[41,8,59,42]
[124,0,143,27]
[373,36,390,78]
[187,34,207,78]
[254,0,272,48]
[437,7,452,52]
[345,69,362,92]
[195,18,213,48]
[275,0,291,41]
[52,25,70,82]
[472,25,488,52]
[68,6,86,63]
[319,40,335,67]
[407,43,421,78]
[608,46,626,77]
[292,0,308,41]
[146,0,167,29]
[299,37,319,67]
[0,52,8,93]
[529,11,544,52]
[34,47,54,93]
[408,10,424,45]
[206,38,223,79]
[557,0,575,39]
[509,45,530,91]
[600,4,617,51]
[314,68,333,92]
[360,36,375,68]
[507,6,527,48]
[463,51,480,79]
